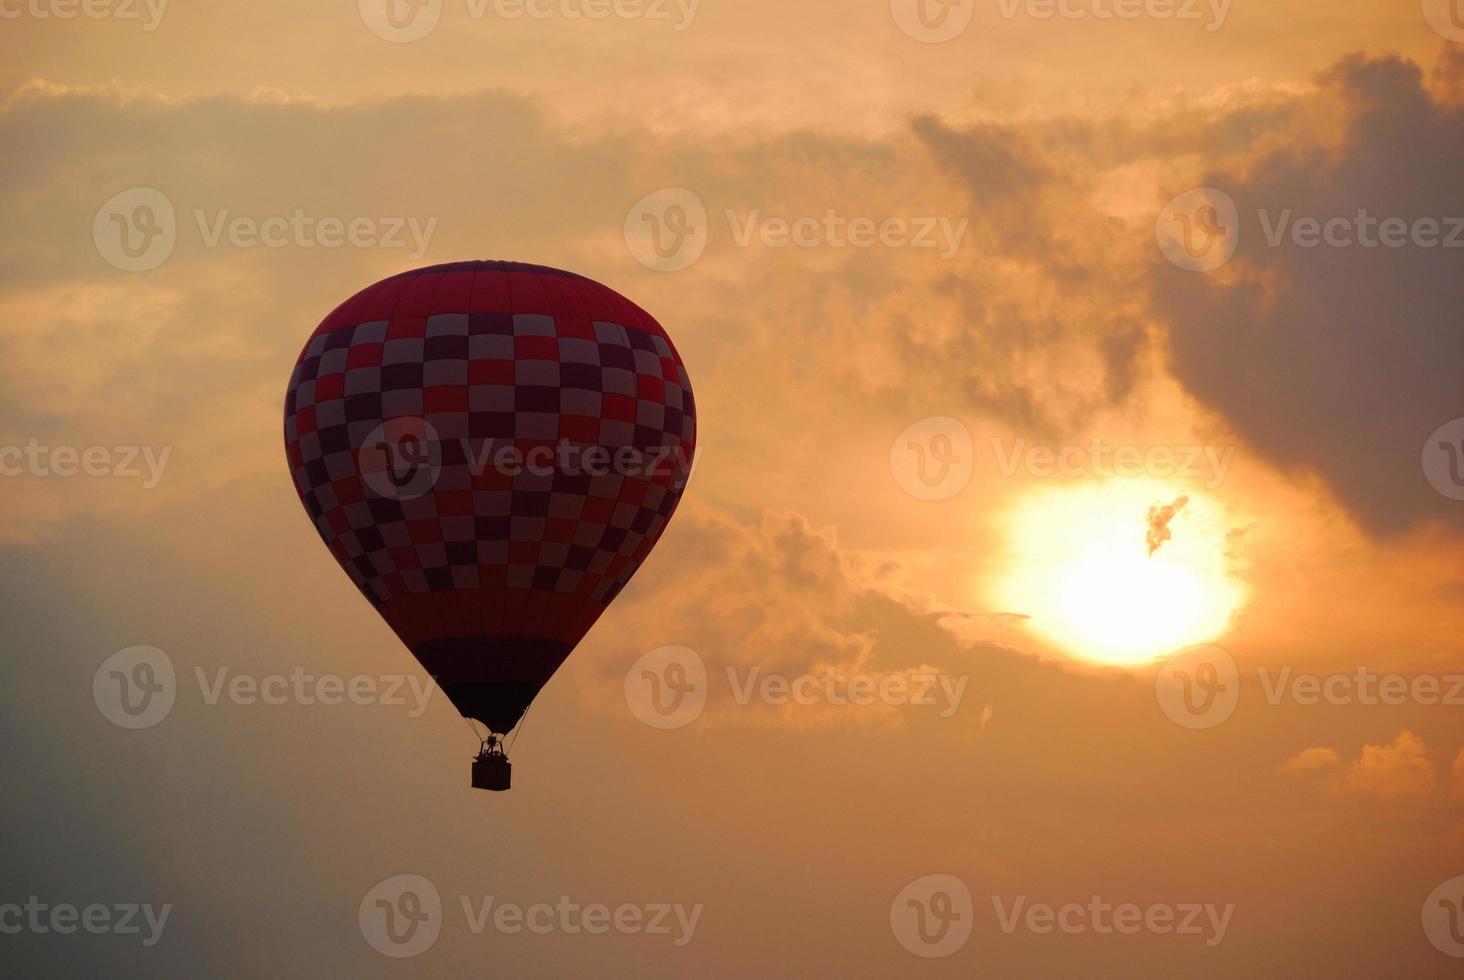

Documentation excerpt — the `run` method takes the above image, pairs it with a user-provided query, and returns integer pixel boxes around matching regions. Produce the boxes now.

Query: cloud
[1146,494,1190,556]
[1153,51,1464,534]
[1344,729,1438,801]
[1282,730,1440,803]
[904,114,1157,434]
[584,503,970,729]
[1277,745,1340,775]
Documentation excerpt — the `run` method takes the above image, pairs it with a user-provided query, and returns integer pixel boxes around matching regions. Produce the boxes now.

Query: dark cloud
[0,84,634,291]
[1153,51,1464,534]
[904,116,1153,434]
[1146,495,1189,556]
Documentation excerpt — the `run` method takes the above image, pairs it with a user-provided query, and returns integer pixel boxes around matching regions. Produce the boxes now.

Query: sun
[990,480,1247,666]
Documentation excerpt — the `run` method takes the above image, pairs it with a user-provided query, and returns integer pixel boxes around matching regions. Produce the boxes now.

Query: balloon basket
[472,751,512,792]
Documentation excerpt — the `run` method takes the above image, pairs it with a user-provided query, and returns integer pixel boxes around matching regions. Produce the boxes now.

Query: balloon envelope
[283,261,696,734]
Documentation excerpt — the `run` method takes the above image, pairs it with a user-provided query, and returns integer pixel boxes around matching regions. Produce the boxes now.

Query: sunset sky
[3,1,1464,976]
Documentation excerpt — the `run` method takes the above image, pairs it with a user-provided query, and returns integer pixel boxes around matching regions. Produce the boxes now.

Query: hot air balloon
[282,261,696,790]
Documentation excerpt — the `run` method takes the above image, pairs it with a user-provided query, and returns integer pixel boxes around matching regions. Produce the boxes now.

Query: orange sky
[2,1,1463,976]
